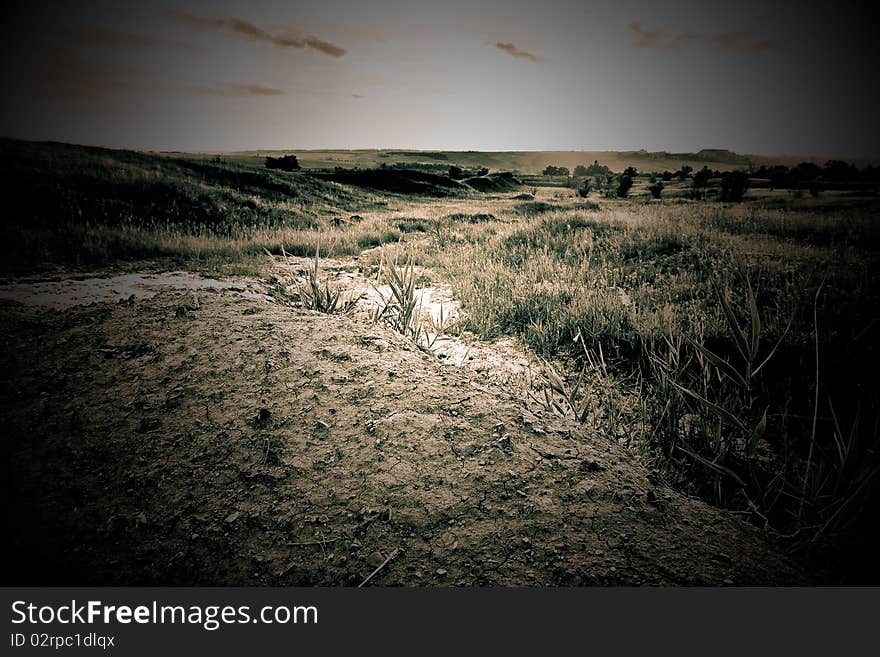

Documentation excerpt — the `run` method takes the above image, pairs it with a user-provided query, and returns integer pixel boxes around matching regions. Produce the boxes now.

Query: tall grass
[410,201,880,556]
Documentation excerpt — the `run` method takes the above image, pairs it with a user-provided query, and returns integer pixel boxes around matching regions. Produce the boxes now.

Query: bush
[691,166,713,199]
[265,155,300,171]
[719,170,750,202]
[648,182,664,199]
[543,165,570,176]
[616,174,634,198]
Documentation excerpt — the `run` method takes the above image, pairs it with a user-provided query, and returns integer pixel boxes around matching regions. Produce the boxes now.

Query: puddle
[270,254,543,392]
[0,272,272,309]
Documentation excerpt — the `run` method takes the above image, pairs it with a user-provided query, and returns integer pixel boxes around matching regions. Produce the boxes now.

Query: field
[2,139,879,584]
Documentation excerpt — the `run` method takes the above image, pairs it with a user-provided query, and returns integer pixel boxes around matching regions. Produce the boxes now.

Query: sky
[1,0,878,157]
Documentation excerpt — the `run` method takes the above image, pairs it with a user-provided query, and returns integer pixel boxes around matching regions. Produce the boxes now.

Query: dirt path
[2,269,804,585]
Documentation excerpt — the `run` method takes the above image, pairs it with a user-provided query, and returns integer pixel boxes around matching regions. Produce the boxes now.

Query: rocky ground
[2,266,806,585]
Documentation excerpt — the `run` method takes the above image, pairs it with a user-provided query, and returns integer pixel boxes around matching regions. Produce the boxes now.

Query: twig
[289,536,340,547]
[358,548,399,587]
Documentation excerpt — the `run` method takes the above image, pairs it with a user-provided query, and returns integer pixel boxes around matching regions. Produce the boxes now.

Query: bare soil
[2,268,805,585]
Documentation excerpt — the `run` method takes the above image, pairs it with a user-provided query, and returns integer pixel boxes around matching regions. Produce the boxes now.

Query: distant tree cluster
[573,160,611,177]
[719,170,750,202]
[751,160,880,196]
[542,165,570,176]
[265,155,300,171]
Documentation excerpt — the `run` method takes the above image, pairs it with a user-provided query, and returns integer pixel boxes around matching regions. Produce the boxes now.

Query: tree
[265,154,300,171]
[661,171,673,182]
[677,165,693,180]
[586,160,611,176]
[578,179,592,197]
[573,164,589,177]
[542,165,570,176]
[616,174,634,198]
[824,160,857,182]
[448,165,463,180]
[719,170,749,202]
[648,182,664,199]
[692,166,713,188]
[691,166,713,200]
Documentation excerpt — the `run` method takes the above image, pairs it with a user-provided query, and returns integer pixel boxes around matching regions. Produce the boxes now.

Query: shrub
[719,170,750,202]
[265,155,300,171]
[543,165,570,176]
[616,174,634,198]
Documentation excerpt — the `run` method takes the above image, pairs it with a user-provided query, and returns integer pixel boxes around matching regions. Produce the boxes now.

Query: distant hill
[226,148,857,175]
[0,138,374,233]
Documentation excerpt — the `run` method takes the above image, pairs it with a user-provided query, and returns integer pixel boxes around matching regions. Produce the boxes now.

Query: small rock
[436,568,447,576]
[224,512,240,523]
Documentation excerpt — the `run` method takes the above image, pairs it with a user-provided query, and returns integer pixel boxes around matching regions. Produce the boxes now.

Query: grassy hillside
[0,139,406,273]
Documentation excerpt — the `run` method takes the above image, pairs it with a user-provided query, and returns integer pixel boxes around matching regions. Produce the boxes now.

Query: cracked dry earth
[2,276,805,585]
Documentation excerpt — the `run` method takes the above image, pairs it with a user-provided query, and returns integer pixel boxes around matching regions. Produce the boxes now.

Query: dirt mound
[464,172,522,192]
[3,276,804,585]
[309,168,468,196]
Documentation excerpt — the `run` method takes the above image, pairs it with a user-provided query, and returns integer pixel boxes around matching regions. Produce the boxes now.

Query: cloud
[629,21,780,54]
[187,83,286,97]
[68,25,195,51]
[702,31,780,54]
[174,12,346,57]
[495,42,543,63]
[351,93,365,98]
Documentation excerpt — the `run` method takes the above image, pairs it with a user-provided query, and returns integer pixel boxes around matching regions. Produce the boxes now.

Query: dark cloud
[629,21,780,54]
[187,83,286,97]
[495,42,543,63]
[174,12,346,57]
